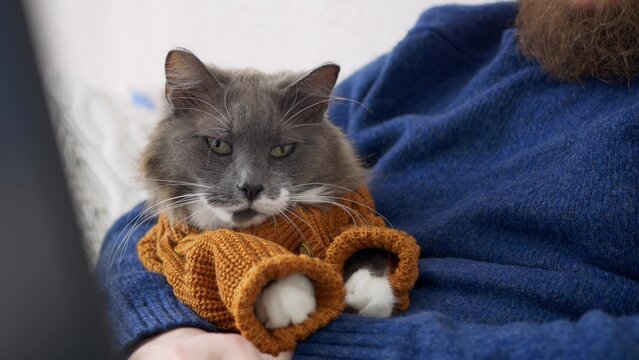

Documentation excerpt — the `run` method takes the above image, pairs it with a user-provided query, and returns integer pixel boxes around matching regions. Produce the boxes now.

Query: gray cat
[140,49,395,329]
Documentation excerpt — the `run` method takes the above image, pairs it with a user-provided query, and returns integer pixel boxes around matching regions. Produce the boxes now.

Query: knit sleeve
[324,226,420,311]
[94,203,217,355]
[138,226,346,355]
[296,310,639,359]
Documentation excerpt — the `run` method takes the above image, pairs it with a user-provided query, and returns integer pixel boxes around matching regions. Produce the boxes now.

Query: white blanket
[48,78,159,265]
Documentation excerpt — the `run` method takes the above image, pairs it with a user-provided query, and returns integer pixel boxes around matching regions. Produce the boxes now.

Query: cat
[140,48,396,329]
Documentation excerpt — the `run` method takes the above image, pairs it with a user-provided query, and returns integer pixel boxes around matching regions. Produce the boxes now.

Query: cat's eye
[270,143,295,158]
[206,137,232,155]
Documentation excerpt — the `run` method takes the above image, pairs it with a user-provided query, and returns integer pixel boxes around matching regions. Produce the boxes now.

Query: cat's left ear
[284,63,340,123]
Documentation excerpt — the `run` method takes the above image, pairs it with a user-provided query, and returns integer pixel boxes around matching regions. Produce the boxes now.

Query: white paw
[255,274,316,329]
[345,268,395,318]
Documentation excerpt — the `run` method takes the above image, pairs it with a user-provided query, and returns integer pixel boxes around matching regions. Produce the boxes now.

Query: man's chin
[516,0,639,83]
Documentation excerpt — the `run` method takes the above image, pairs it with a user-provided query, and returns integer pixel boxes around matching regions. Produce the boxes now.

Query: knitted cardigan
[136,187,419,355]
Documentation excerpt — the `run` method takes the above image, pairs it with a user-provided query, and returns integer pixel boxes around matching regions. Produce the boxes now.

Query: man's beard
[516,0,639,83]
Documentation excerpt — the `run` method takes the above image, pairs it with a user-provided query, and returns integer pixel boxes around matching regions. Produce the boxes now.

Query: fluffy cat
[140,49,395,329]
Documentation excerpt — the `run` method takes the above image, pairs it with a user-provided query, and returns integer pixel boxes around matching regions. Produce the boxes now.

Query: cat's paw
[255,274,316,329]
[345,268,395,318]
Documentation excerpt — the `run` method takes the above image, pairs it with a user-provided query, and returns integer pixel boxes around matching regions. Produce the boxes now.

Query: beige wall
[26,0,503,100]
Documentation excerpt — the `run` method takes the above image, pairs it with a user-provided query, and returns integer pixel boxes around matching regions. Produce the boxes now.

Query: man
[97,1,639,358]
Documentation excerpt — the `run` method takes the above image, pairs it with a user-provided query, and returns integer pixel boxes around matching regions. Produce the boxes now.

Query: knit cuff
[231,254,346,355]
[324,226,420,310]
[103,271,218,356]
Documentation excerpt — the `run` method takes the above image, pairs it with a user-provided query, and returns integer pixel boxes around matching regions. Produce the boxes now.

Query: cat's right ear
[164,49,221,111]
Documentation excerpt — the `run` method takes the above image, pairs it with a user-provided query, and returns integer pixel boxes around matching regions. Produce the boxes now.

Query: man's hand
[129,327,293,360]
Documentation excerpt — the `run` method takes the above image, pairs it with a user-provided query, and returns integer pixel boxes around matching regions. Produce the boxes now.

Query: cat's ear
[164,49,222,111]
[284,63,340,123]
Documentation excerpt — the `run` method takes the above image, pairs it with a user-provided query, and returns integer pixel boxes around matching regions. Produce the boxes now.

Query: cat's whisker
[281,135,302,143]
[291,182,361,198]
[109,192,210,264]
[140,183,217,196]
[109,195,206,271]
[289,195,370,227]
[278,87,372,131]
[109,196,190,268]
[194,127,230,135]
[323,196,392,228]
[326,95,373,114]
[334,202,369,227]
[278,88,373,131]
[171,106,229,128]
[142,193,213,215]
[223,81,236,127]
[279,98,331,130]
[282,207,322,242]
[150,200,218,264]
[314,195,392,228]
[268,214,278,233]
[257,202,316,241]
[277,91,314,129]
[280,122,324,130]
[110,195,205,263]
[113,197,205,266]
[289,183,394,227]
[277,89,300,128]
[166,199,221,235]
[290,195,355,219]
[170,96,231,128]
[276,208,307,244]
[255,202,307,243]
[303,88,373,114]
[138,177,223,190]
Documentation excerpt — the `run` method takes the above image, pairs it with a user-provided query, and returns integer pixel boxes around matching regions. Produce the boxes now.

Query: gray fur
[141,49,367,230]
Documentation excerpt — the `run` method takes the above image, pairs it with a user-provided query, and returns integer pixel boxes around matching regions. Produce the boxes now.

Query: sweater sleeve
[138,222,346,356]
[324,226,420,311]
[296,309,639,359]
[95,203,217,355]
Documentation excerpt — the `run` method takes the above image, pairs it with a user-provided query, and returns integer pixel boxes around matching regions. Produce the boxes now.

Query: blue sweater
[97,3,639,359]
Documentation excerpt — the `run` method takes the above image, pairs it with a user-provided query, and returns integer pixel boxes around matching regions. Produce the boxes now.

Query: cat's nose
[238,183,264,202]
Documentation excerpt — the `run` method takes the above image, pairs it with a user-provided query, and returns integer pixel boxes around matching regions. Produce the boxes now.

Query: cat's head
[141,49,367,230]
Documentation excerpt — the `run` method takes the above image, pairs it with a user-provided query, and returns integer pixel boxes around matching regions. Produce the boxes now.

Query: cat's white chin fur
[255,274,316,329]
[345,268,395,317]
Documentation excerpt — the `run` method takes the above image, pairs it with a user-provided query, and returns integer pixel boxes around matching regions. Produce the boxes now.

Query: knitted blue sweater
[97,3,639,358]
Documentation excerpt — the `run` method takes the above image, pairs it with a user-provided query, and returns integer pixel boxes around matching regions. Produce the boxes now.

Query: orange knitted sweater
[138,187,420,355]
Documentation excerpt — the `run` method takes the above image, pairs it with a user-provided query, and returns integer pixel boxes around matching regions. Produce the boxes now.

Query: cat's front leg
[344,249,396,317]
[255,274,316,329]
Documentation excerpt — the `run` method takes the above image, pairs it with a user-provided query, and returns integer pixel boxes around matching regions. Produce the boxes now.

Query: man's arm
[97,205,639,360]
[296,309,639,359]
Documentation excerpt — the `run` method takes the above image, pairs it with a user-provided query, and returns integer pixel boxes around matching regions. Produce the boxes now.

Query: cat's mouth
[233,208,260,222]
[191,189,289,229]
